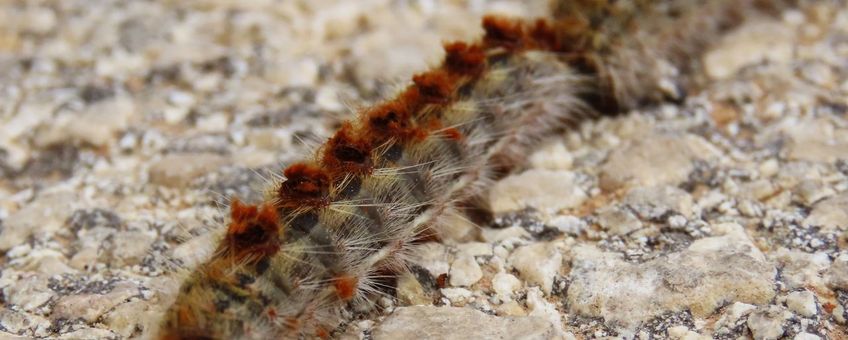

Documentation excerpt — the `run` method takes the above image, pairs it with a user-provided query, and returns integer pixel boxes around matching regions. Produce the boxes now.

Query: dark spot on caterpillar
[289,212,319,235]
[365,90,430,142]
[383,143,403,162]
[486,52,511,67]
[211,280,247,305]
[255,258,270,275]
[224,201,280,263]
[457,82,475,98]
[482,15,525,49]
[412,70,454,104]
[334,145,367,163]
[279,163,329,206]
[215,299,230,312]
[237,273,255,287]
[371,109,399,127]
[337,176,362,199]
[234,224,268,246]
[324,124,373,175]
[181,283,193,294]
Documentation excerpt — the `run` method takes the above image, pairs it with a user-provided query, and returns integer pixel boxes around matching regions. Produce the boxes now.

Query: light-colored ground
[0,1,846,339]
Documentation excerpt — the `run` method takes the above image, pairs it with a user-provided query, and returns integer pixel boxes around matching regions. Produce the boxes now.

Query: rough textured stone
[508,242,563,294]
[826,254,848,290]
[805,193,848,231]
[599,133,721,191]
[596,205,643,235]
[0,190,78,251]
[784,290,817,318]
[704,21,795,80]
[567,223,775,335]
[52,281,140,323]
[371,306,558,340]
[491,272,522,301]
[449,255,483,287]
[148,153,228,187]
[746,305,791,340]
[489,169,587,213]
[772,249,831,290]
[783,118,848,163]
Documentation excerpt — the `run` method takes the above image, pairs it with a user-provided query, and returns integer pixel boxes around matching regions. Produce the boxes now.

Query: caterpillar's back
[157,1,802,338]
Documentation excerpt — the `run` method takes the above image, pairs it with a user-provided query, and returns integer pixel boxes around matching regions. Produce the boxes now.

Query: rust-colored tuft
[283,317,300,331]
[278,163,330,206]
[365,99,422,143]
[443,127,463,141]
[443,42,486,75]
[315,326,331,340]
[482,15,526,49]
[323,123,372,175]
[412,70,455,104]
[223,200,281,263]
[529,17,591,53]
[332,274,358,301]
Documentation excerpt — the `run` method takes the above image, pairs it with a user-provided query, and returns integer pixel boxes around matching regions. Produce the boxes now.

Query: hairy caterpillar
[156,1,802,338]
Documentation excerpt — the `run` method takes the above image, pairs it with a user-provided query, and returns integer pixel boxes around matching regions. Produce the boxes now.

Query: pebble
[480,226,530,243]
[567,223,775,335]
[414,243,451,278]
[528,141,573,170]
[623,186,694,218]
[148,153,229,187]
[704,21,795,79]
[772,249,831,290]
[108,230,156,266]
[0,191,78,251]
[526,287,564,336]
[395,272,430,306]
[3,274,54,312]
[35,97,136,148]
[449,255,483,287]
[52,282,140,323]
[826,253,848,290]
[793,333,822,340]
[456,242,493,257]
[746,305,791,340]
[508,242,562,294]
[804,192,848,231]
[440,288,473,304]
[100,300,151,338]
[599,133,720,191]
[596,205,643,236]
[489,169,587,214]
[784,290,817,317]
[491,272,522,301]
[545,215,586,235]
[371,306,557,340]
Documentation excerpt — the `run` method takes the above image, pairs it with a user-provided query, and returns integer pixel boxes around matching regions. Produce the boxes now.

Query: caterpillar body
[157,1,800,338]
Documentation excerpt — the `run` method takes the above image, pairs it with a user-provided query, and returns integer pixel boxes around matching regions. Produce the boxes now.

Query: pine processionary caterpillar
[156,1,805,338]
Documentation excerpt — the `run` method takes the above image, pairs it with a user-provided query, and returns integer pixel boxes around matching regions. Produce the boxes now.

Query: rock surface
[567,223,776,335]
[370,306,558,340]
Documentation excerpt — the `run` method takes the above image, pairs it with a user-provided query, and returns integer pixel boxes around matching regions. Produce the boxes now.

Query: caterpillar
[156,1,803,338]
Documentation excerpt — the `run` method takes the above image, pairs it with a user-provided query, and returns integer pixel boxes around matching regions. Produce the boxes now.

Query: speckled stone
[371,306,558,340]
